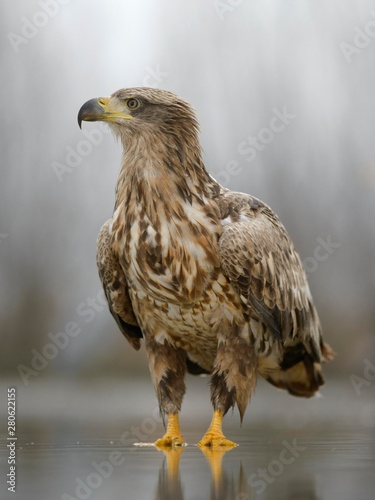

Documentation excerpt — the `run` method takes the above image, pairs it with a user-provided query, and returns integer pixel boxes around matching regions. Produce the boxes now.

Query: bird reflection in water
[200,447,251,500]
[154,445,251,500]
[154,446,184,500]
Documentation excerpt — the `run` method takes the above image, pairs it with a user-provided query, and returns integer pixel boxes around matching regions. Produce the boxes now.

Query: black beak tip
[77,105,85,129]
[77,98,101,129]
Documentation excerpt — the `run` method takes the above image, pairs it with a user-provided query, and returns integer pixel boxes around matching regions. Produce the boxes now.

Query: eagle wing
[96,219,142,350]
[218,191,332,395]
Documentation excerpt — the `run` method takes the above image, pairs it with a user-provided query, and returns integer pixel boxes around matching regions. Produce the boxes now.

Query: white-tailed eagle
[78,88,334,448]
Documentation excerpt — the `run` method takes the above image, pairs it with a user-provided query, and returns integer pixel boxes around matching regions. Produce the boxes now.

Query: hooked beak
[77,96,133,128]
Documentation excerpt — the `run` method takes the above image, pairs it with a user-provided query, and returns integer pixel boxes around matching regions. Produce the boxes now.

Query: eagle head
[77,87,199,143]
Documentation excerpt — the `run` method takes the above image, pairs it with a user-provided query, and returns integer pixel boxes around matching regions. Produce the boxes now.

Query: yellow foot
[197,409,238,448]
[197,432,237,449]
[154,413,186,448]
[154,434,185,448]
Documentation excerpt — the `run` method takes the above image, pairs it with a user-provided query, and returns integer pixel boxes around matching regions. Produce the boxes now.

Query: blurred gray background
[1,0,374,384]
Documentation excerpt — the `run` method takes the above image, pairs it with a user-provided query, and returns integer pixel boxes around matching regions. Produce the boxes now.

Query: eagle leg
[197,410,237,448]
[145,338,187,447]
[199,326,257,447]
[155,413,185,448]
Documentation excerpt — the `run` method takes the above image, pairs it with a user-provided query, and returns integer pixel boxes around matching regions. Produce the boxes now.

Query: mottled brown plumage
[78,88,334,447]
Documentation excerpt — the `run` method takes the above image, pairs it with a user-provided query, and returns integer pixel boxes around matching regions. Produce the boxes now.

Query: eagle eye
[126,98,140,110]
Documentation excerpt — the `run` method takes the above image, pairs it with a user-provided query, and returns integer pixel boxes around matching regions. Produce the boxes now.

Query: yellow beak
[77,96,132,128]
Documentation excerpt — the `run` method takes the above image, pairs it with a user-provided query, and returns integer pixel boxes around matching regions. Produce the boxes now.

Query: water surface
[1,378,374,499]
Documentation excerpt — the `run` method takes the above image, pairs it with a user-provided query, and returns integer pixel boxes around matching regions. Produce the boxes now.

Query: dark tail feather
[266,357,324,397]
[265,337,335,397]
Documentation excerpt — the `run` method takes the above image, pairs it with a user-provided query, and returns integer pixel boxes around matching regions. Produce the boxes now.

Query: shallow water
[1,378,374,499]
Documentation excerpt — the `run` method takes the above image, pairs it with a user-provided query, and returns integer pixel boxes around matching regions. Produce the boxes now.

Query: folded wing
[96,220,143,350]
